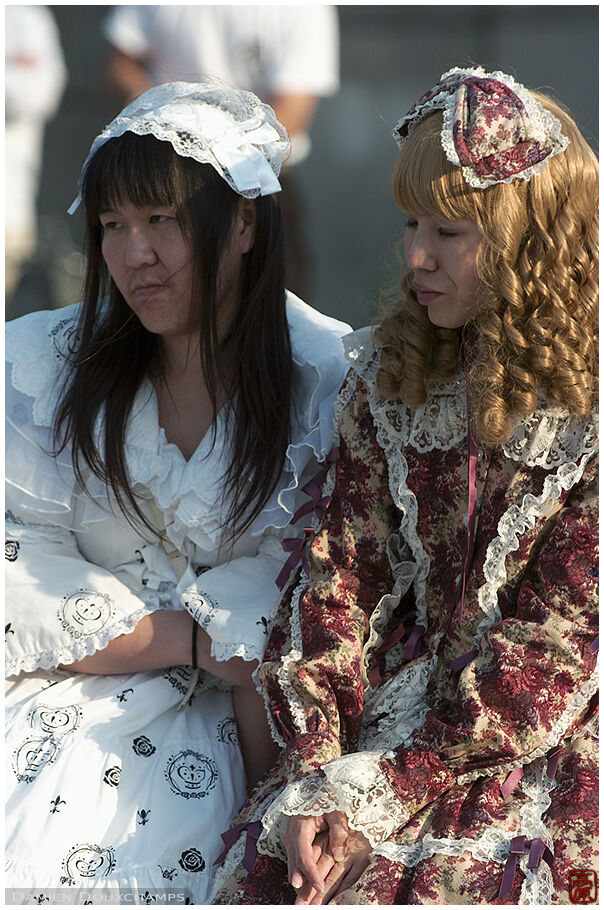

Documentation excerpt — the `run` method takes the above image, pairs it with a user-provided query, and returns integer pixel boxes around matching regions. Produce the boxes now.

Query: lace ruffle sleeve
[5,307,157,676]
[258,438,599,857]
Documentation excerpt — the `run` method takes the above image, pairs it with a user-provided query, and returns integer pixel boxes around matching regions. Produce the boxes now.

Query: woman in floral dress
[213,67,598,905]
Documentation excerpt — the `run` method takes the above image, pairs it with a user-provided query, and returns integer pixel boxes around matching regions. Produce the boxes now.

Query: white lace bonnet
[393,66,569,189]
[68,81,291,213]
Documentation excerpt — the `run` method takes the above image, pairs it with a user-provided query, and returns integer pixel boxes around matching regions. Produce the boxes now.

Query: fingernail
[291,873,303,889]
[314,883,324,894]
[333,847,345,861]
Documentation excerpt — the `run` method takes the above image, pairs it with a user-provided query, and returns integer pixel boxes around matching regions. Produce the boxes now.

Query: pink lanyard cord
[457,400,480,623]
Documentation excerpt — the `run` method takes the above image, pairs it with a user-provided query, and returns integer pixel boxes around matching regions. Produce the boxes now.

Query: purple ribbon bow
[500,767,524,800]
[497,836,554,901]
[214,820,262,873]
[276,529,314,590]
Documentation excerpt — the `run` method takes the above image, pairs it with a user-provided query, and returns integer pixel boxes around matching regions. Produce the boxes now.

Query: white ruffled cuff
[258,751,408,859]
[180,537,285,665]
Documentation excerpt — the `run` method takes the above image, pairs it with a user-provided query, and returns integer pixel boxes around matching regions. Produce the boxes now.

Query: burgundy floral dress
[213,328,598,905]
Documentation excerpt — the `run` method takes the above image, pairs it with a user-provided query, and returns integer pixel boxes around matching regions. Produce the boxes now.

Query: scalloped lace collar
[343,327,598,468]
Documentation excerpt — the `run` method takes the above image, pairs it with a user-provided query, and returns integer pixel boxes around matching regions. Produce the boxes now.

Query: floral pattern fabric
[214,331,598,905]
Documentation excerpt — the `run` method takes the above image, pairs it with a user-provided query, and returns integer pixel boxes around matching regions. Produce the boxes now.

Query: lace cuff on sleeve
[180,535,285,665]
[258,751,408,859]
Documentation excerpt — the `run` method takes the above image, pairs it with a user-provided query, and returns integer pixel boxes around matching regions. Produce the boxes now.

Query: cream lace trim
[355,352,432,637]
[258,751,406,859]
[438,67,570,190]
[502,405,598,469]
[344,330,598,468]
[374,757,555,904]
[72,82,290,207]
[271,368,356,741]
[473,450,596,648]
[360,654,437,751]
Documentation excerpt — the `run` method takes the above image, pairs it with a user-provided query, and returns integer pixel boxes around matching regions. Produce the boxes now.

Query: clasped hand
[284,811,372,905]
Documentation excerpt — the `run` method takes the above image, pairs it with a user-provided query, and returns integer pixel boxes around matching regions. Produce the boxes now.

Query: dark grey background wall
[13,4,599,328]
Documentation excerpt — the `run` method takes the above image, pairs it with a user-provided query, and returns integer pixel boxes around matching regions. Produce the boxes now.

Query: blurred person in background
[5,5,67,310]
[101,4,340,299]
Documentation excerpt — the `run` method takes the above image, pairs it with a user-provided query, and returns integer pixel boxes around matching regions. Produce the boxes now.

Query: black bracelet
[191,616,198,670]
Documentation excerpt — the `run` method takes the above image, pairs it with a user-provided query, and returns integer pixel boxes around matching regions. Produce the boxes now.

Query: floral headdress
[69,81,291,213]
[393,66,569,188]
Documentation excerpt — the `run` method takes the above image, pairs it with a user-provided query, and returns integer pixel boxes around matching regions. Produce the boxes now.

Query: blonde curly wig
[376,91,598,448]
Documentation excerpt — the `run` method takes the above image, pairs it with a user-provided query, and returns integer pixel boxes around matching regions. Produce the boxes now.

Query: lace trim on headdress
[69,81,291,210]
[439,67,569,189]
[393,65,569,190]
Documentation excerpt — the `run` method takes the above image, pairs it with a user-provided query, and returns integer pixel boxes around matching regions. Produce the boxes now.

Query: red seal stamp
[569,870,598,904]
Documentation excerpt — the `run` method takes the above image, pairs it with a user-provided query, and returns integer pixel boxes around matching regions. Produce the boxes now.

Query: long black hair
[54,132,292,542]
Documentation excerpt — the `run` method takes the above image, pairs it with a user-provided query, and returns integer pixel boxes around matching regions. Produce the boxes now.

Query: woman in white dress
[5,82,351,904]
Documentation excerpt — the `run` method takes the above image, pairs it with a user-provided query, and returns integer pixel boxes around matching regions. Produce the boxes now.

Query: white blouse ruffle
[7,293,351,545]
[5,294,352,677]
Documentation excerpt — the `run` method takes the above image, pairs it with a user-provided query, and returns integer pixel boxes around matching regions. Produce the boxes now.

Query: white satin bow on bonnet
[68,81,291,213]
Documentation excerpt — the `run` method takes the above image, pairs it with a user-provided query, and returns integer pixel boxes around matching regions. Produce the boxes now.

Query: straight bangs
[393,113,482,224]
[82,132,203,225]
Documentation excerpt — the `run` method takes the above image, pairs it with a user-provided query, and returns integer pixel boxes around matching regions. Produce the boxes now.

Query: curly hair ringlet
[376,91,598,448]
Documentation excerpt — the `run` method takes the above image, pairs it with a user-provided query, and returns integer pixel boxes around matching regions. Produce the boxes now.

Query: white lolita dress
[5,293,350,904]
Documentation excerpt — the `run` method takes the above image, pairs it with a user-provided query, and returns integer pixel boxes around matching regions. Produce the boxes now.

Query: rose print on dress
[178,848,205,873]
[164,749,218,799]
[103,766,121,788]
[5,540,20,561]
[132,736,156,757]
[57,590,114,638]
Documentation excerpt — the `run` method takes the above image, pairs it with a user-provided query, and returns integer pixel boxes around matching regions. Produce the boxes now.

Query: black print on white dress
[178,848,205,873]
[181,591,219,631]
[164,750,218,799]
[158,865,177,881]
[217,716,239,746]
[28,703,82,736]
[58,590,114,638]
[60,843,116,885]
[13,736,60,783]
[50,316,79,360]
[163,666,202,700]
[5,540,20,561]
[132,735,156,757]
[137,808,151,826]
[103,766,121,788]
[50,795,66,814]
